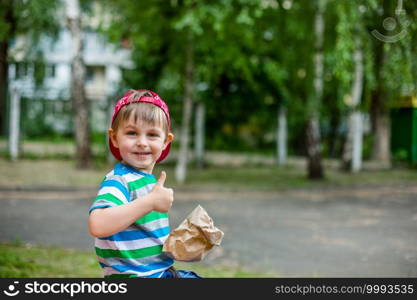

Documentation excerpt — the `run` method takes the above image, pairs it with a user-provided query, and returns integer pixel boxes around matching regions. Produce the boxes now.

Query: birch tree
[175,32,194,184]
[67,0,92,168]
[342,36,364,172]
[194,101,206,168]
[334,2,367,172]
[277,106,287,165]
[306,0,326,179]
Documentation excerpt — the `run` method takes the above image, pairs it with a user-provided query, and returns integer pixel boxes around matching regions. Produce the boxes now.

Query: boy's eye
[148,132,160,137]
[126,131,137,136]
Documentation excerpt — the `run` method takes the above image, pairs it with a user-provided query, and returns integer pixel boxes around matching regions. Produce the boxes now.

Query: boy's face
[109,116,173,174]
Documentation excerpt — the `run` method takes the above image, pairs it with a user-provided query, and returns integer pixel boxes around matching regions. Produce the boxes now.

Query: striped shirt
[89,163,173,278]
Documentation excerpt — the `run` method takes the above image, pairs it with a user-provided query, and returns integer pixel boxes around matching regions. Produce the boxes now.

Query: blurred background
[0,0,417,277]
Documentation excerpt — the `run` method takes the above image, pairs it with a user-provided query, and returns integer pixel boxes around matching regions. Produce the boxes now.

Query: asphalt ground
[1,184,417,277]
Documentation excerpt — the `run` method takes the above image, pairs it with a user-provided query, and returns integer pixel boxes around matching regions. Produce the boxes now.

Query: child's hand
[151,171,174,212]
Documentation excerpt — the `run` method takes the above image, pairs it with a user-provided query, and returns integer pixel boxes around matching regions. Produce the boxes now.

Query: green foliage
[92,0,417,155]
[0,0,60,43]
[2,0,416,158]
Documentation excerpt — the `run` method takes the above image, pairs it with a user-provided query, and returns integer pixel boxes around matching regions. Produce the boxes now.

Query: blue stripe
[114,163,155,178]
[111,260,173,273]
[100,180,130,202]
[89,204,111,214]
[99,226,171,241]
[145,270,164,278]
[98,260,173,277]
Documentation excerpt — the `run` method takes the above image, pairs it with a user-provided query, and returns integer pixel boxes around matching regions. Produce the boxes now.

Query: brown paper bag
[163,205,224,262]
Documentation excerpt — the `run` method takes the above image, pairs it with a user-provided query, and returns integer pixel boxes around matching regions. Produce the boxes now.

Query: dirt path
[1,184,417,277]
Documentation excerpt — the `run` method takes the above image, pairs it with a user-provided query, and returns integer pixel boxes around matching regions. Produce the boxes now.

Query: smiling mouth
[133,152,151,156]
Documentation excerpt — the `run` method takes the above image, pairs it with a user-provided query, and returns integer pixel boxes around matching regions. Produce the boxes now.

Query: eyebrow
[123,124,163,132]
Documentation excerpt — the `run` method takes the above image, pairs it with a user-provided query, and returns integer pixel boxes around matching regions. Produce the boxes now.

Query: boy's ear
[108,128,119,148]
[164,132,174,149]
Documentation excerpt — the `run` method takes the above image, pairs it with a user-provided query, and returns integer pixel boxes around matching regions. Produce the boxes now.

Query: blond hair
[112,90,169,135]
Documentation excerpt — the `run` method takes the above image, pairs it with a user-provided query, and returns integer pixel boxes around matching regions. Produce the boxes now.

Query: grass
[0,241,101,278]
[1,157,417,190]
[0,159,105,187]
[173,164,417,191]
[0,242,274,278]
[1,138,417,190]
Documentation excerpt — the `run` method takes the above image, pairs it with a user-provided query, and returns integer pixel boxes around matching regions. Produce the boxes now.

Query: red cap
[109,89,171,163]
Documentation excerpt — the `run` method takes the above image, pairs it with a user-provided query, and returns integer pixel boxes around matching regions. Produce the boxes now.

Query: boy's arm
[89,193,153,238]
[88,171,173,238]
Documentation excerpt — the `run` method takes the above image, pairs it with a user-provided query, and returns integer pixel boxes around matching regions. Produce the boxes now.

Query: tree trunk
[194,101,205,169]
[306,118,323,178]
[8,88,20,161]
[276,106,287,165]
[175,33,194,183]
[0,40,8,137]
[107,95,116,164]
[372,114,391,162]
[371,87,391,163]
[306,0,325,179]
[369,0,391,165]
[0,0,16,137]
[370,40,390,164]
[67,0,92,168]
[351,112,363,171]
[342,36,364,172]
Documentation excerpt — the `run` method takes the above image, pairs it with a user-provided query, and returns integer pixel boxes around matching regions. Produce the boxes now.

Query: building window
[15,62,29,79]
[46,64,56,78]
[86,66,94,84]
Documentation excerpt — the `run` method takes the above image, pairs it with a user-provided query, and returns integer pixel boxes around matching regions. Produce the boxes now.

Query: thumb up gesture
[151,171,174,213]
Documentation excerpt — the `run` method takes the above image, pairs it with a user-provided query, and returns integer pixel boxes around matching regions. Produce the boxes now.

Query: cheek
[152,140,165,153]
[118,138,134,150]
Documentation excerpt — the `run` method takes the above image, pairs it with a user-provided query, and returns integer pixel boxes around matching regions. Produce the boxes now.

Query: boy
[88,89,199,278]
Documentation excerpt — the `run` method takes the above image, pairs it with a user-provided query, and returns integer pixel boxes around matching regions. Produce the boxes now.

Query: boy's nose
[136,135,147,147]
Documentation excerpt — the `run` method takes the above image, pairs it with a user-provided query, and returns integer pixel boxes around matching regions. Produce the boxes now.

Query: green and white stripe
[89,163,173,278]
